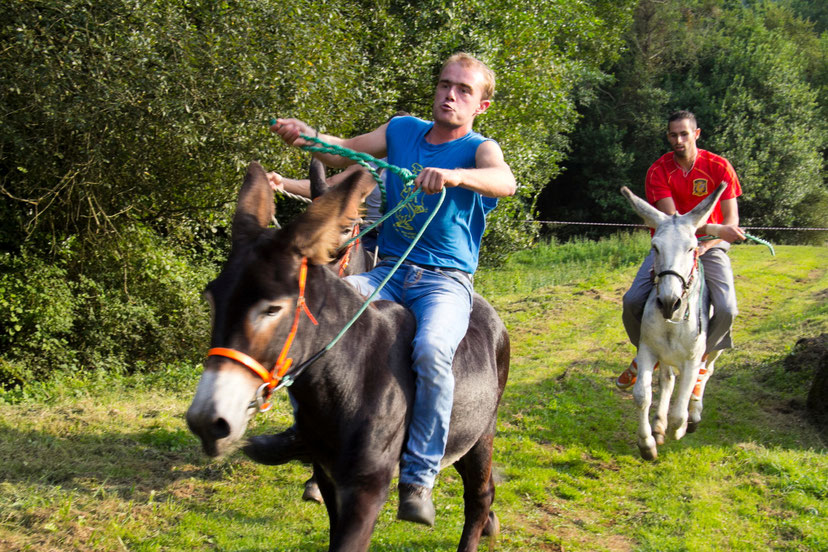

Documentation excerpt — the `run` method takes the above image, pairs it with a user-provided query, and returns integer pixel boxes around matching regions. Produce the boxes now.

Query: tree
[0,0,635,378]
[542,0,827,243]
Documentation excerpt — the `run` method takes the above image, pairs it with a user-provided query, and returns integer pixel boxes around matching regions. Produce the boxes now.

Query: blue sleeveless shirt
[378,116,498,274]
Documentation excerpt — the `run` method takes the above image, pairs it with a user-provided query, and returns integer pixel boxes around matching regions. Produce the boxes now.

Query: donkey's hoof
[302,478,324,504]
[686,420,699,434]
[482,510,500,537]
[639,445,658,461]
[242,427,311,465]
[653,431,666,446]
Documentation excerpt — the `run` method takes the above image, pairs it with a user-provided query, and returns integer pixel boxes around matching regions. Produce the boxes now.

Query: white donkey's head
[621,183,727,320]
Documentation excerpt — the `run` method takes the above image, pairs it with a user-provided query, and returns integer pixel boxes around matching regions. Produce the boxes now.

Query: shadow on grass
[0,421,231,497]
[496,355,826,465]
[0,421,487,551]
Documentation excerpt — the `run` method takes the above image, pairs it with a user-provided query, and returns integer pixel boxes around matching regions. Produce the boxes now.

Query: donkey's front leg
[669,359,700,440]
[327,470,392,552]
[652,363,676,446]
[632,349,659,460]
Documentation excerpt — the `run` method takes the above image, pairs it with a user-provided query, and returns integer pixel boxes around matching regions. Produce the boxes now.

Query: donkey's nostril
[210,417,231,440]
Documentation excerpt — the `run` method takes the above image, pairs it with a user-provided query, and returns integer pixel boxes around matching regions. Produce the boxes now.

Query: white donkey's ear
[621,186,668,230]
[684,182,728,230]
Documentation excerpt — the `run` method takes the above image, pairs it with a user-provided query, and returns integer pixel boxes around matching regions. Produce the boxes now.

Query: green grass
[1,235,826,551]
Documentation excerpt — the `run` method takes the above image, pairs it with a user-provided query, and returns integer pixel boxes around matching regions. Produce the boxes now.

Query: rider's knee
[622,290,646,318]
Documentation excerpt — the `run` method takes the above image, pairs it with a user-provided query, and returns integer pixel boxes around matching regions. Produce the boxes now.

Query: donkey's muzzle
[656,296,682,320]
[186,409,231,457]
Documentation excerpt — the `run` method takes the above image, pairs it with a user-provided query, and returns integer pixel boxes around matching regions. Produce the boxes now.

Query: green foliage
[1,0,635,377]
[0,249,77,385]
[66,224,214,370]
[543,0,827,243]
[0,226,213,382]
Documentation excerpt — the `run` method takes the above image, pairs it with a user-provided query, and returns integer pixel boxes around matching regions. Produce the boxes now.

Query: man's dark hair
[668,110,697,129]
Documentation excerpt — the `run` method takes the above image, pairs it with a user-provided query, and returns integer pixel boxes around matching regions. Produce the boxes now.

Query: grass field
[1,234,826,551]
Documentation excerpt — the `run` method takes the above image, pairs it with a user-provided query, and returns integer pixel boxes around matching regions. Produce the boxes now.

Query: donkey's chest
[641,305,703,361]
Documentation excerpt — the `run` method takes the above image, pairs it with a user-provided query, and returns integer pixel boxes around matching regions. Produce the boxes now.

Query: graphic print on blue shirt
[379,116,499,274]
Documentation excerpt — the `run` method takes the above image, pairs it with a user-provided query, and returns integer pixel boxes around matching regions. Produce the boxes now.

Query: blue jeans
[345,260,474,488]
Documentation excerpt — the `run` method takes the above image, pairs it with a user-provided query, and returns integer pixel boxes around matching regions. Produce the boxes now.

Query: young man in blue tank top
[269,53,516,526]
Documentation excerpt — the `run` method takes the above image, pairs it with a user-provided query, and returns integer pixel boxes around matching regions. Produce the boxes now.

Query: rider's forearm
[454,166,516,198]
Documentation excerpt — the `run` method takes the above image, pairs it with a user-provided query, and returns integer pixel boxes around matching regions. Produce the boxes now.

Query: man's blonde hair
[441,53,496,101]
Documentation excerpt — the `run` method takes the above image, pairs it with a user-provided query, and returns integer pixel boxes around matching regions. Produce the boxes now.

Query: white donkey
[621,183,727,460]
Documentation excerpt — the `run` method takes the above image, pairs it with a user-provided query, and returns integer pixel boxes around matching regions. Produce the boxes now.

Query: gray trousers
[622,244,738,353]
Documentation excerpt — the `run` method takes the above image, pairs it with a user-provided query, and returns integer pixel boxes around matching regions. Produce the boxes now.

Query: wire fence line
[274,189,826,232]
[525,220,828,232]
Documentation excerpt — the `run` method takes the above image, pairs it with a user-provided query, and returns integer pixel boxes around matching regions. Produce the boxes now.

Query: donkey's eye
[265,305,282,317]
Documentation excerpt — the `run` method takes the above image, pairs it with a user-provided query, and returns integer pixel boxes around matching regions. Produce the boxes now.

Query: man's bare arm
[267,164,368,199]
[701,198,745,243]
[271,118,388,169]
[415,140,516,198]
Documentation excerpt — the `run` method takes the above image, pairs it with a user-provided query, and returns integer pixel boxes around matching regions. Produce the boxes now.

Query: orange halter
[338,225,361,276]
[207,257,318,410]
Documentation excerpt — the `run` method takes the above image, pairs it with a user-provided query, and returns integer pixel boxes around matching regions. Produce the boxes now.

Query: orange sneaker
[692,354,710,400]
[616,359,659,390]
[692,366,710,400]
[616,360,638,389]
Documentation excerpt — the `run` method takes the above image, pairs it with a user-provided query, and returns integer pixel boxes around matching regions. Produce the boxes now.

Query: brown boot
[397,483,435,526]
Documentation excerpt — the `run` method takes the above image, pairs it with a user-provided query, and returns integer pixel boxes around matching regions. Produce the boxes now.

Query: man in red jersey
[616,110,746,393]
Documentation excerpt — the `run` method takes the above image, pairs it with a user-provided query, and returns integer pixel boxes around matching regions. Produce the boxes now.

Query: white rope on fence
[274,187,312,204]
[273,188,827,233]
[526,220,828,231]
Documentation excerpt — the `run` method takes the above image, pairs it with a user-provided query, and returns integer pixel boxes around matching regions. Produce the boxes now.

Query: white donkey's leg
[652,363,675,446]
[669,359,700,441]
[632,348,659,460]
[688,350,722,432]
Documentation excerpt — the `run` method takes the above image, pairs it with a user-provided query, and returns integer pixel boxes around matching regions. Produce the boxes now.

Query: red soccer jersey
[645,149,742,230]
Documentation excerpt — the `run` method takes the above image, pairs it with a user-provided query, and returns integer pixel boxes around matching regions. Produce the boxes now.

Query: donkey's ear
[232,162,274,247]
[286,167,376,264]
[685,182,728,230]
[621,186,668,229]
[308,158,329,200]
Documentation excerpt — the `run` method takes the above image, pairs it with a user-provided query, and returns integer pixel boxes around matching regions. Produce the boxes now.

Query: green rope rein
[700,233,775,256]
[296,132,415,249]
[267,122,446,383]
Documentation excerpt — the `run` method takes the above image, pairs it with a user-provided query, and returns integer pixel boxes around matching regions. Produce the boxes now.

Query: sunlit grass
[1,237,826,551]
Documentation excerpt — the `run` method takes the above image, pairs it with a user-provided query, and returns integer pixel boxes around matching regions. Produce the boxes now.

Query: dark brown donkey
[186,161,510,552]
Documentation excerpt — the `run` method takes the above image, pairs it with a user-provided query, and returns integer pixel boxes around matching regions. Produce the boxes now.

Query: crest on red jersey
[692,178,708,196]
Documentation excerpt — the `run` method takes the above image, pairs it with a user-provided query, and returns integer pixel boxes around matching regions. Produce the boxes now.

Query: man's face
[666,118,701,160]
[432,62,490,129]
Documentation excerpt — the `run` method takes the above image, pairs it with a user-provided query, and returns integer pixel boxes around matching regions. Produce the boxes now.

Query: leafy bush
[1,0,635,379]
[0,249,77,385]
[0,227,213,383]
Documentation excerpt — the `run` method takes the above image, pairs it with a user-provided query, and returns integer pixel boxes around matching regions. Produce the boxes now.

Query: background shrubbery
[540,0,828,243]
[1,0,825,380]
